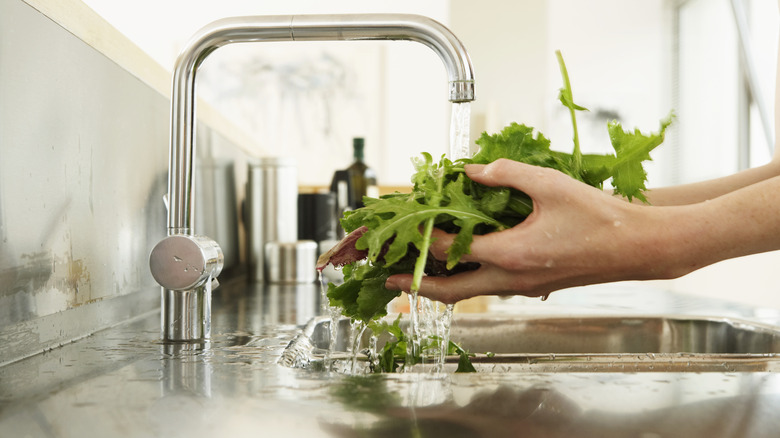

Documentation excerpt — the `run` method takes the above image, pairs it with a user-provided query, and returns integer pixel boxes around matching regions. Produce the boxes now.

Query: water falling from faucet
[449,102,472,159]
[407,102,472,373]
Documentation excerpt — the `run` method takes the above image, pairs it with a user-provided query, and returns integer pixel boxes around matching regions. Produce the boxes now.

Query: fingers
[428,228,496,264]
[465,159,570,199]
[427,228,456,260]
[385,271,487,305]
[385,265,546,304]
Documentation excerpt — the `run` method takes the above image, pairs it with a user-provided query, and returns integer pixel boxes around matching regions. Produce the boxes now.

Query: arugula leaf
[455,349,477,373]
[367,317,477,373]
[343,162,507,272]
[556,50,587,175]
[468,123,577,179]
[330,118,671,323]
[606,115,673,202]
[325,51,673,374]
[445,339,477,373]
[327,262,408,323]
[468,116,673,204]
[368,314,410,372]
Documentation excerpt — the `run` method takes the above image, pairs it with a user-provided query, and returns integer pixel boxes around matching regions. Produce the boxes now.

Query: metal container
[264,240,318,284]
[245,157,298,282]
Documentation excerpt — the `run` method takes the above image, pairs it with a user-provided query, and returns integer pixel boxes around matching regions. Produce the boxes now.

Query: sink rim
[281,313,780,373]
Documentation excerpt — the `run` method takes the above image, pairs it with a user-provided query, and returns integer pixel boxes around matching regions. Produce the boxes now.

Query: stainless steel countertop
[2,279,780,438]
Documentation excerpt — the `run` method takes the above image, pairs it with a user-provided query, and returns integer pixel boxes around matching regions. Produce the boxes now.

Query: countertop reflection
[1,279,779,438]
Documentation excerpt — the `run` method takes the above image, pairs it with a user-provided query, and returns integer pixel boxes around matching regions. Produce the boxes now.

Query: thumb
[465,159,575,199]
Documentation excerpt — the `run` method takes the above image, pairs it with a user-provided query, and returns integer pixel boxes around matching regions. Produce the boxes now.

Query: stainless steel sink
[281,314,780,372]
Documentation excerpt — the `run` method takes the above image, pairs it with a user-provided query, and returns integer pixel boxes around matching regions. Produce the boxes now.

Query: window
[674,0,777,185]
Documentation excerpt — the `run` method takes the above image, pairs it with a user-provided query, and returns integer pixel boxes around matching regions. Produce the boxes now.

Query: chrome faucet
[149,14,476,342]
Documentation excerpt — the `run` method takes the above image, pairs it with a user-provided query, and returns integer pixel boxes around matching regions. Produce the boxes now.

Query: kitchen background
[83,0,780,304]
[2,0,779,365]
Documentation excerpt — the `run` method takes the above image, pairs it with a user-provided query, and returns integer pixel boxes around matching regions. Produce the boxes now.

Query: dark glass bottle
[346,137,378,209]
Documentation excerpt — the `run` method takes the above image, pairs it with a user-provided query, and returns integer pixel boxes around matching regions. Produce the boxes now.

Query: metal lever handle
[149,234,223,291]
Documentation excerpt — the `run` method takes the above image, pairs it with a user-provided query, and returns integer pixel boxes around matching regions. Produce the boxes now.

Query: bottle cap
[353,137,365,160]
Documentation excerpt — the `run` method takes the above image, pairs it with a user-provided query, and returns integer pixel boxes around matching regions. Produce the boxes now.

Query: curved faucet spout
[167,13,475,235]
[154,13,476,342]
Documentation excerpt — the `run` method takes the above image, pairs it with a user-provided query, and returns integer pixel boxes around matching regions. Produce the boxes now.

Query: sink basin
[281,314,780,372]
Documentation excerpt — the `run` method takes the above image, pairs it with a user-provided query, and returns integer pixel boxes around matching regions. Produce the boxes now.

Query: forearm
[387,161,780,302]
[624,159,780,206]
[652,174,780,278]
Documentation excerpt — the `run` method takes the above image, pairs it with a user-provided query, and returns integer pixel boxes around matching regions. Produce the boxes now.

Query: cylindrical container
[298,192,337,244]
[264,240,318,284]
[246,157,298,282]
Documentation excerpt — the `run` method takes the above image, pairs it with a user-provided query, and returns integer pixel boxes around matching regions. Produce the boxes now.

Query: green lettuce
[328,50,672,325]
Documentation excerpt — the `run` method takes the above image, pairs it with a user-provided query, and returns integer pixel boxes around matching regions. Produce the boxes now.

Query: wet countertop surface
[2,280,780,438]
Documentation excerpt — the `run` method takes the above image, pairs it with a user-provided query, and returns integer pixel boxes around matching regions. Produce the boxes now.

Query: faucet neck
[166,14,475,234]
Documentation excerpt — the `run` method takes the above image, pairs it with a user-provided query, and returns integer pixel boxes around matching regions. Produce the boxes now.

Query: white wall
[652,0,780,310]
[545,0,674,184]
[449,0,550,140]
[82,0,451,187]
[83,0,677,187]
[449,0,675,187]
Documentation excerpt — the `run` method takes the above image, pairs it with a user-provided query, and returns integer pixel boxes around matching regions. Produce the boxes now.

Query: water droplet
[544,259,555,268]
[540,294,549,301]
[173,256,182,262]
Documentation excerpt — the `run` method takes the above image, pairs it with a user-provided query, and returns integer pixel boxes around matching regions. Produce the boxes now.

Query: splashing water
[406,102,472,372]
[316,103,472,374]
[318,270,342,371]
[349,320,368,374]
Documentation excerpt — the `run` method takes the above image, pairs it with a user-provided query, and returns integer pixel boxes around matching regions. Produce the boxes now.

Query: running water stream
[319,103,472,374]
[406,102,471,373]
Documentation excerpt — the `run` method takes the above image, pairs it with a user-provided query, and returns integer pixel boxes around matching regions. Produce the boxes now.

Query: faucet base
[161,283,212,342]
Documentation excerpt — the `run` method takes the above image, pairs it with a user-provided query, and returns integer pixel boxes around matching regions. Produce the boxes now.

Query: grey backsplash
[0,0,247,365]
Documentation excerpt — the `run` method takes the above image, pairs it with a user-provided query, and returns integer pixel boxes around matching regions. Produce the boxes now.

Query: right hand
[385,159,696,303]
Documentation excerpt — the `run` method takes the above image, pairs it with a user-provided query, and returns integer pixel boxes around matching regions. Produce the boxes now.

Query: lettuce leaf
[328,51,672,326]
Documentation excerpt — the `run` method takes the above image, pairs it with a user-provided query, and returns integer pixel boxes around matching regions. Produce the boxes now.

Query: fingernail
[385,277,399,290]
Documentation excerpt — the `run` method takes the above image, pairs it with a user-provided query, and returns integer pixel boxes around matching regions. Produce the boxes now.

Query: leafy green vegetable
[327,260,414,324]
[447,339,477,373]
[367,315,476,373]
[369,315,409,373]
[556,49,587,175]
[604,118,673,202]
[326,51,673,372]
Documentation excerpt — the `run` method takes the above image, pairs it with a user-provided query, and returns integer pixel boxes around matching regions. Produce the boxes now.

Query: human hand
[385,159,686,303]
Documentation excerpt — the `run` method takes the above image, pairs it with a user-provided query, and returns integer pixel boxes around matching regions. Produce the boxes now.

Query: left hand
[384,159,693,303]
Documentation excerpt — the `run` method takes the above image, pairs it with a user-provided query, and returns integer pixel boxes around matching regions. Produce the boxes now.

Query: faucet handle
[150,235,224,291]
